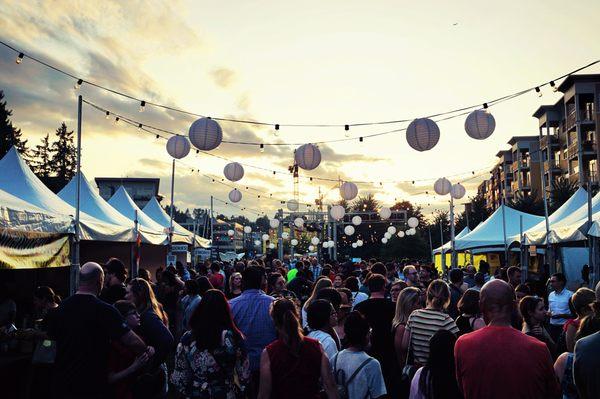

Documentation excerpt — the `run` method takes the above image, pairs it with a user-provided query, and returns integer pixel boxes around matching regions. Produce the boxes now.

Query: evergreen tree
[50,122,76,186]
[31,133,54,178]
[351,193,380,212]
[0,90,28,158]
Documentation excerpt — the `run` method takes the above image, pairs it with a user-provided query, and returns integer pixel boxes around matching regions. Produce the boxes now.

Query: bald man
[454,280,560,399]
[47,262,150,399]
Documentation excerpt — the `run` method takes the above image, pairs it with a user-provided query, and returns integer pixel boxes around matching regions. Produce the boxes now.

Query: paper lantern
[397,230,405,238]
[189,117,222,151]
[282,232,289,239]
[287,199,299,211]
[352,242,358,248]
[291,238,299,246]
[451,183,466,200]
[262,234,270,241]
[434,177,452,195]
[166,135,191,159]
[295,143,321,170]
[328,240,334,247]
[223,162,244,182]
[254,240,261,246]
[407,217,419,228]
[406,118,440,152]
[352,215,362,226]
[322,241,329,249]
[330,205,345,221]
[227,229,234,237]
[344,225,355,236]
[311,237,320,245]
[387,226,397,235]
[228,189,242,203]
[270,219,280,229]
[268,243,275,249]
[465,109,496,140]
[294,217,304,228]
[380,207,392,220]
[384,232,392,239]
[381,237,388,244]
[244,226,252,234]
[407,228,416,235]
[340,181,358,201]
[308,245,315,252]
[357,239,363,247]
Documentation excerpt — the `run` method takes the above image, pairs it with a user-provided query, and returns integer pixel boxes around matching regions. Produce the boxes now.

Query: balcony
[544,160,563,174]
[540,135,560,150]
[566,107,596,130]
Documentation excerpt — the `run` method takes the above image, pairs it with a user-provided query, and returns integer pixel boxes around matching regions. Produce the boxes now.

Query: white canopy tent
[432,226,471,254]
[0,187,72,233]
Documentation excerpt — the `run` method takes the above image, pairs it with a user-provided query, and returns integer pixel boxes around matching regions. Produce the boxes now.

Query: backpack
[332,353,374,399]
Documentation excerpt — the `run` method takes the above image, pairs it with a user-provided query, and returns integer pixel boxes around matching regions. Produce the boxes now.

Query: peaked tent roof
[454,204,544,251]
[432,226,471,254]
[142,197,210,247]
[0,187,72,233]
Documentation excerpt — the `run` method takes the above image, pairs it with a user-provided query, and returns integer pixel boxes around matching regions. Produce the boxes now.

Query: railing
[540,135,560,149]
[567,141,579,159]
[566,107,596,128]
[582,140,597,154]
[544,160,562,173]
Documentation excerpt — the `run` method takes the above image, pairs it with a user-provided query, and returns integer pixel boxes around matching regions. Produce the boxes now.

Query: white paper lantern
[330,205,346,221]
[357,239,363,247]
[311,237,320,245]
[465,109,496,140]
[381,237,388,244]
[340,182,358,201]
[380,207,392,220]
[227,229,235,237]
[344,225,355,236]
[322,241,329,249]
[262,234,270,241]
[287,199,299,211]
[397,230,405,238]
[352,242,358,248]
[308,245,315,252]
[407,217,419,228]
[268,243,275,249]
[384,232,392,239]
[406,118,440,152]
[166,135,191,159]
[294,217,304,228]
[269,219,280,229]
[295,143,321,170]
[352,215,362,226]
[407,228,416,235]
[228,189,242,203]
[223,162,244,182]
[254,240,261,246]
[282,232,289,239]
[434,177,452,196]
[328,240,334,247]
[244,226,252,234]
[189,117,222,151]
[291,238,299,246]
[451,183,466,200]
[387,226,397,235]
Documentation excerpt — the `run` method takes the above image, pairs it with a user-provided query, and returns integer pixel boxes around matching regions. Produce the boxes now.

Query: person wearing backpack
[331,311,387,399]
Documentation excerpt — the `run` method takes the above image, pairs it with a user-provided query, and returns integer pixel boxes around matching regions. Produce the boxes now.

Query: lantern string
[3,39,599,133]
[211,196,264,216]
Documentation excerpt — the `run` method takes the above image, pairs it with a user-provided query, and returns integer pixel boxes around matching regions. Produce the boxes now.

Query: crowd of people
[2,255,600,399]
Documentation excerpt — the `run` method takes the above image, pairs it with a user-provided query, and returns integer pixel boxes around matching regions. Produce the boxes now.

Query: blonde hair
[392,287,421,330]
[129,278,169,326]
[229,272,242,293]
[304,277,333,309]
[426,279,451,310]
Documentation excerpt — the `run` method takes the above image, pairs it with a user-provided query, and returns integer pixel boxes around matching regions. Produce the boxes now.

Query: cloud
[211,68,236,88]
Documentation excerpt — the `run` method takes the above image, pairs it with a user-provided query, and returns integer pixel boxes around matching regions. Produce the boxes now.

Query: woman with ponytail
[258,298,338,399]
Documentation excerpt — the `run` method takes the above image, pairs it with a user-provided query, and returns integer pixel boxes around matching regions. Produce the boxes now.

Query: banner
[0,229,70,269]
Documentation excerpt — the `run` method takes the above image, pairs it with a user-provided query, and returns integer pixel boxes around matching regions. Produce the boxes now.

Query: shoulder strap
[346,357,373,386]
[332,352,339,374]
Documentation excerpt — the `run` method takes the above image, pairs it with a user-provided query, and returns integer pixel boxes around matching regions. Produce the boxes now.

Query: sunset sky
[1,1,600,220]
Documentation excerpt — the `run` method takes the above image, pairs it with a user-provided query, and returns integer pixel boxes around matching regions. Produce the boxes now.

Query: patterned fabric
[171,330,250,399]
[406,308,459,365]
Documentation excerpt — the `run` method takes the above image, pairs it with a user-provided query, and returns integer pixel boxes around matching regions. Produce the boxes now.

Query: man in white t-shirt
[548,272,574,342]
[330,311,386,399]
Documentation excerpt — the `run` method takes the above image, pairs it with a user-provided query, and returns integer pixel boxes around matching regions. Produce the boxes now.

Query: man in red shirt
[454,280,560,399]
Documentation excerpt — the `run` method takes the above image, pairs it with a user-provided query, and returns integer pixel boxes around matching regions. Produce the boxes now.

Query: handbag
[400,328,417,388]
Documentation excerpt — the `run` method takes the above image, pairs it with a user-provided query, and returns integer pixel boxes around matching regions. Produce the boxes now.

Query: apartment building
[507,136,542,200]
[484,150,513,210]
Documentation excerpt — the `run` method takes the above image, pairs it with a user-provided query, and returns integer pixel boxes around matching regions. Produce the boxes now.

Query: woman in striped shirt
[403,280,459,366]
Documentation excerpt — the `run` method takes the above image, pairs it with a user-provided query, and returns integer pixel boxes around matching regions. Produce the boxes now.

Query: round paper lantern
[244,226,252,234]
[352,215,362,226]
[381,237,388,244]
[465,109,496,140]
[451,183,466,200]
[308,245,315,252]
[254,240,261,246]
[282,232,289,239]
[269,219,280,229]
[407,217,419,228]
[328,240,334,247]
[268,243,275,249]
[311,237,320,245]
[340,182,358,201]
[294,217,304,228]
[291,239,299,246]
[228,189,242,203]
[357,239,363,247]
[380,207,392,220]
[406,118,440,152]
[189,117,223,151]
[407,228,416,235]
[227,229,234,237]
[166,135,191,159]
[322,241,329,249]
[397,230,405,238]
[384,232,392,239]
[330,205,345,221]
[287,199,299,211]
[387,226,397,235]
[352,242,358,248]
[262,233,270,241]
[223,162,244,182]
[295,143,321,170]
[344,225,355,236]
[434,177,452,195]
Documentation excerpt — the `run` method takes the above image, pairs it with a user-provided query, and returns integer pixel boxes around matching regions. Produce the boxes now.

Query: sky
[1,0,600,221]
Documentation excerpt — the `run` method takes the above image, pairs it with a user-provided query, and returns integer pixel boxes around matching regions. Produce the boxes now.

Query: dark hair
[371,262,387,276]
[113,300,137,317]
[519,296,544,325]
[507,266,521,279]
[211,262,222,272]
[515,284,531,296]
[449,268,463,284]
[427,280,451,310]
[337,288,353,305]
[105,258,127,282]
[367,274,386,293]
[184,279,200,296]
[345,276,360,292]
[474,272,485,286]
[271,298,303,356]
[306,299,334,330]
[457,289,480,316]
[571,288,596,317]
[34,286,61,304]
[344,311,370,348]
[242,265,265,290]
[268,272,284,292]
[196,276,213,296]
[138,268,152,282]
[189,289,243,351]
[552,273,567,285]
[315,287,342,310]
[576,313,600,341]
[419,330,461,399]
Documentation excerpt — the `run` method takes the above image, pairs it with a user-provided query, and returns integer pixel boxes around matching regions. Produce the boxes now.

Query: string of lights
[4,39,599,137]
[211,196,263,216]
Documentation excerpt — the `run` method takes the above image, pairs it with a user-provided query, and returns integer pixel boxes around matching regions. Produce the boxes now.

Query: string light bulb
[535,87,542,97]
[550,81,557,92]
[139,100,146,112]
[259,143,264,153]
[137,123,142,131]
[114,117,120,125]
[74,79,83,90]
[359,137,363,142]
[274,124,280,137]
[105,111,110,119]
[15,52,24,64]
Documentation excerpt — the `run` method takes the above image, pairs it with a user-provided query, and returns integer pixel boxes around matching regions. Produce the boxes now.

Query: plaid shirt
[309,264,323,281]
[229,289,277,371]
